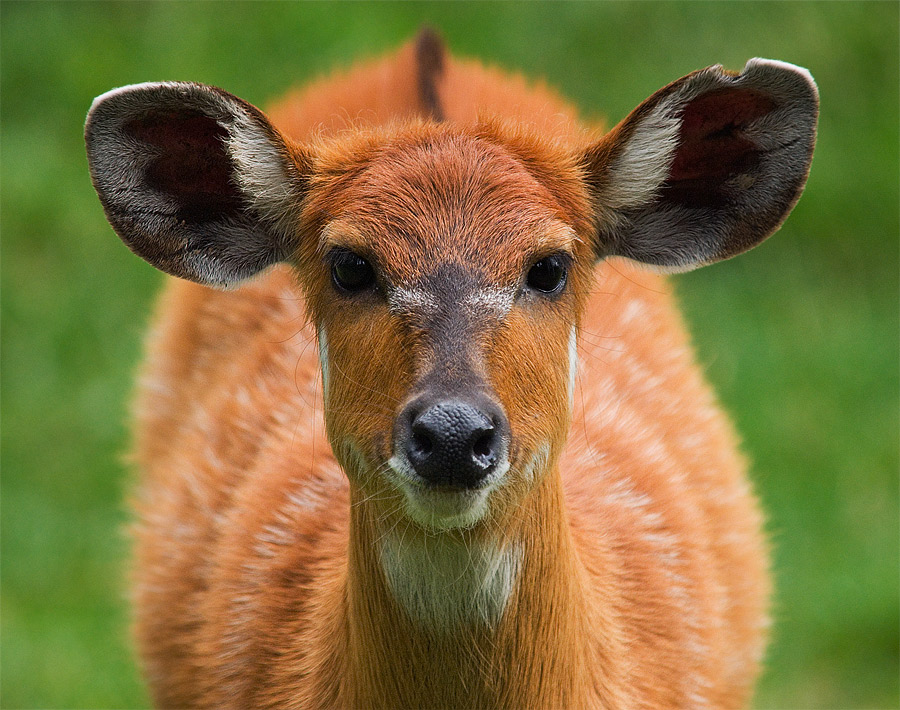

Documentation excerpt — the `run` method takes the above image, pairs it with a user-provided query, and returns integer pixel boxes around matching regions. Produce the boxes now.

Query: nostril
[472,430,495,461]
[411,429,434,458]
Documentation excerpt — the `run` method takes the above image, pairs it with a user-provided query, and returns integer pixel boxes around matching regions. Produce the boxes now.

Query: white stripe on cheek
[317,326,330,399]
[568,326,578,410]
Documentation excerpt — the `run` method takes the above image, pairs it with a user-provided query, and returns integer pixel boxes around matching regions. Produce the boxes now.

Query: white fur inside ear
[226,111,300,240]
[600,58,817,216]
[86,83,188,228]
[599,65,732,216]
[602,107,681,214]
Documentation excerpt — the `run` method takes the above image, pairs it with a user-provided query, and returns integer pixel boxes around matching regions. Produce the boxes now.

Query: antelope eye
[331,250,375,293]
[526,254,568,295]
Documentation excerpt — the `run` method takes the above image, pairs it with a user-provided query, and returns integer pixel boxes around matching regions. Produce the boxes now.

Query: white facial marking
[463,286,516,319]
[317,326,329,399]
[381,532,522,629]
[387,286,440,317]
[568,325,578,410]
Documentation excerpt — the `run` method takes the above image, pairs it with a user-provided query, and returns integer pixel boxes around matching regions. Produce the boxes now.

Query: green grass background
[2,2,897,707]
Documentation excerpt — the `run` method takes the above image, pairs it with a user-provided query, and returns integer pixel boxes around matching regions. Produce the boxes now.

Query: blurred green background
[2,2,897,708]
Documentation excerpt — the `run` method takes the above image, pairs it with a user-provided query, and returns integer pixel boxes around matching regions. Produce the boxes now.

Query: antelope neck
[335,466,611,708]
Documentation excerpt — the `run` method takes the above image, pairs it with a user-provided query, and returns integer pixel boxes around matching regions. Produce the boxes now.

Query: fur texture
[85,30,818,709]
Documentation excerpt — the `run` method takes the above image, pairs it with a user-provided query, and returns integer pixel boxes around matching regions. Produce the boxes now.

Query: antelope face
[85,61,816,530]
[301,130,591,531]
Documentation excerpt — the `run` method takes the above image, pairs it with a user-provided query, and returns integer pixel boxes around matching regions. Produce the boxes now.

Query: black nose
[399,398,509,489]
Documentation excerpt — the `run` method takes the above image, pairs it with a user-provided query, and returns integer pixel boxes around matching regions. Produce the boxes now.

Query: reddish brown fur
[131,37,769,708]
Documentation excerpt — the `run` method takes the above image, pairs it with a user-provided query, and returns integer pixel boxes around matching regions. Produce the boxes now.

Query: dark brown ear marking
[415,27,446,122]
[661,88,776,210]
[124,111,243,224]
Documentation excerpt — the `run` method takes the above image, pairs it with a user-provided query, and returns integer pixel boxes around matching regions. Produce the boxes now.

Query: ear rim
[584,58,819,272]
[85,81,309,288]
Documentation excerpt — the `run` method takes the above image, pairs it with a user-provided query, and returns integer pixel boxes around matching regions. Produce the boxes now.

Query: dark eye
[331,250,375,293]
[526,254,568,295]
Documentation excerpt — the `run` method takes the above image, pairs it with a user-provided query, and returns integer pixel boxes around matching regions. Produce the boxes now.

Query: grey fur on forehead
[386,263,518,325]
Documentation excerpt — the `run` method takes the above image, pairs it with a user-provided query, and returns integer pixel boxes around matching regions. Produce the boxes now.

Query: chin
[401,485,492,531]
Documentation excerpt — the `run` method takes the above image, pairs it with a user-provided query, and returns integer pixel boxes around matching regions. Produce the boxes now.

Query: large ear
[85,82,309,287]
[583,59,818,270]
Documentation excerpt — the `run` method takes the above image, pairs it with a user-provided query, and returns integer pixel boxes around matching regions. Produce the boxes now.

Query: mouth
[386,454,508,531]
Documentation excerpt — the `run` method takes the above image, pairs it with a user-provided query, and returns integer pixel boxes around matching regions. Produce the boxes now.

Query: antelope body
[85,32,817,709]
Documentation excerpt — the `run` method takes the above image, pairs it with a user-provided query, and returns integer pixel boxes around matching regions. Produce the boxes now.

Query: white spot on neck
[380,531,522,630]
